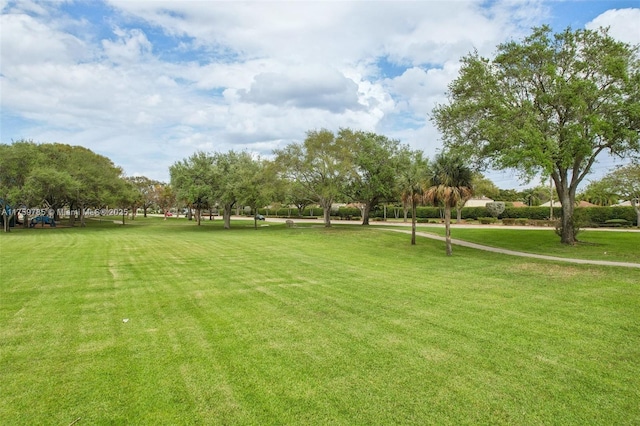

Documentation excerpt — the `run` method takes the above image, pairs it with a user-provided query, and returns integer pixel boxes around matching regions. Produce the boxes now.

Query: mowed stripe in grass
[1,220,639,424]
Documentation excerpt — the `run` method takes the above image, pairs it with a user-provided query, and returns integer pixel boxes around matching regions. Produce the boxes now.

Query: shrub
[502,218,516,226]
[486,202,506,218]
[604,219,631,227]
[302,208,324,217]
[460,207,489,220]
[337,207,361,220]
[478,217,498,224]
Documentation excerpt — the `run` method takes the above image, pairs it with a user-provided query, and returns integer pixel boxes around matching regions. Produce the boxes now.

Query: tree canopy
[433,26,640,244]
[1,140,129,230]
[343,130,409,225]
[274,129,352,227]
[601,162,640,226]
[424,153,474,255]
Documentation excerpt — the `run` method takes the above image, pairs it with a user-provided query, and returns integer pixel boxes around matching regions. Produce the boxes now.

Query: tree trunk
[445,206,452,256]
[2,200,13,232]
[2,208,10,232]
[223,204,232,229]
[196,208,201,226]
[559,190,576,245]
[456,206,462,223]
[632,199,640,228]
[411,201,416,245]
[320,199,332,227]
[361,202,371,225]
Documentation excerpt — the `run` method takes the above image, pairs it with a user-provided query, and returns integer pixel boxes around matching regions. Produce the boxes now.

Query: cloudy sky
[1,0,639,189]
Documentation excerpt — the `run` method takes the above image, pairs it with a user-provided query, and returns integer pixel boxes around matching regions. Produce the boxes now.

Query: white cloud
[101,27,153,64]
[586,8,640,44]
[0,12,87,65]
[6,0,634,189]
[239,67,361,113]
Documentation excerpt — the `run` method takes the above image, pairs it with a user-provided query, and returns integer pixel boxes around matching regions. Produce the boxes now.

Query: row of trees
[2,26,638,246]
[169,129,416,229]
[169,129,475,254]
[170,25,639,245]
[0,141,137,231]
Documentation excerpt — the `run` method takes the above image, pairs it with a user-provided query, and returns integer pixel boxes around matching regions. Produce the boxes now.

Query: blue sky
[1,0,639,190]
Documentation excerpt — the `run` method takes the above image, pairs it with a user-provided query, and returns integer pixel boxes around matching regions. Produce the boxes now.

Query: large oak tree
[274,129,352,228]
[169,152,215,226]
[433,26,640,244]
[343,129,408,225]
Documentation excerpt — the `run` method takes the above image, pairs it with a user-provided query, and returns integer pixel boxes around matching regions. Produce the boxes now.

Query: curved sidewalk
[382,228,640,269]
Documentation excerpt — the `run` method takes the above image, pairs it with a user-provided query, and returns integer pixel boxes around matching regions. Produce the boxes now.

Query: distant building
[463,197,494,207]
[539,200,598,207]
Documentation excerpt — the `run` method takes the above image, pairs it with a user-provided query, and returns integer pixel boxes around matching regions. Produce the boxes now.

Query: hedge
[261,205,636,226]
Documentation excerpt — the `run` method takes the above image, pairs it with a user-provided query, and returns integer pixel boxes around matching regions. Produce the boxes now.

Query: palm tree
[398,150,429,245]
[424,153,473,255]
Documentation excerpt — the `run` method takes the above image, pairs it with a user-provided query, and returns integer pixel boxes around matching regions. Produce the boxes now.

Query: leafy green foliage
[397,150,430,244]
[433,26,640,244]
[424,153,474,255]
[602,162,640,227]
[169,151,215,225]
[578,179,620,206]
[485,201,506,218]
[342,130,408,224]
[0,141,128,230]
[274,129,353,227]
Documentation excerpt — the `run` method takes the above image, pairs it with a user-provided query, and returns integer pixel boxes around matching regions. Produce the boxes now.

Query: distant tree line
[2,26,638,244]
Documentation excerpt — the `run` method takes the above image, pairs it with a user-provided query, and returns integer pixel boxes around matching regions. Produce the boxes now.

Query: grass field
[1,217,639,424]
[411,225,640,263]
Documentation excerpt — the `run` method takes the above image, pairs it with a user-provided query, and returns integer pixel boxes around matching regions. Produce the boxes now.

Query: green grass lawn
[412,225,640,263]
[1,217,639,424]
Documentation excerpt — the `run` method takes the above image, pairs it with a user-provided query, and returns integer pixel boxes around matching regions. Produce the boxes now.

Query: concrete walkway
[380,228,640,269]
[256,216,640,269]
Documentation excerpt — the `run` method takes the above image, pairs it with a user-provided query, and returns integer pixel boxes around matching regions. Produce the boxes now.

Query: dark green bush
[460,207,489,220]
[604,219,631,227]
[478,217,498,224]
[495,206,636,226]
[337,207,361,219]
